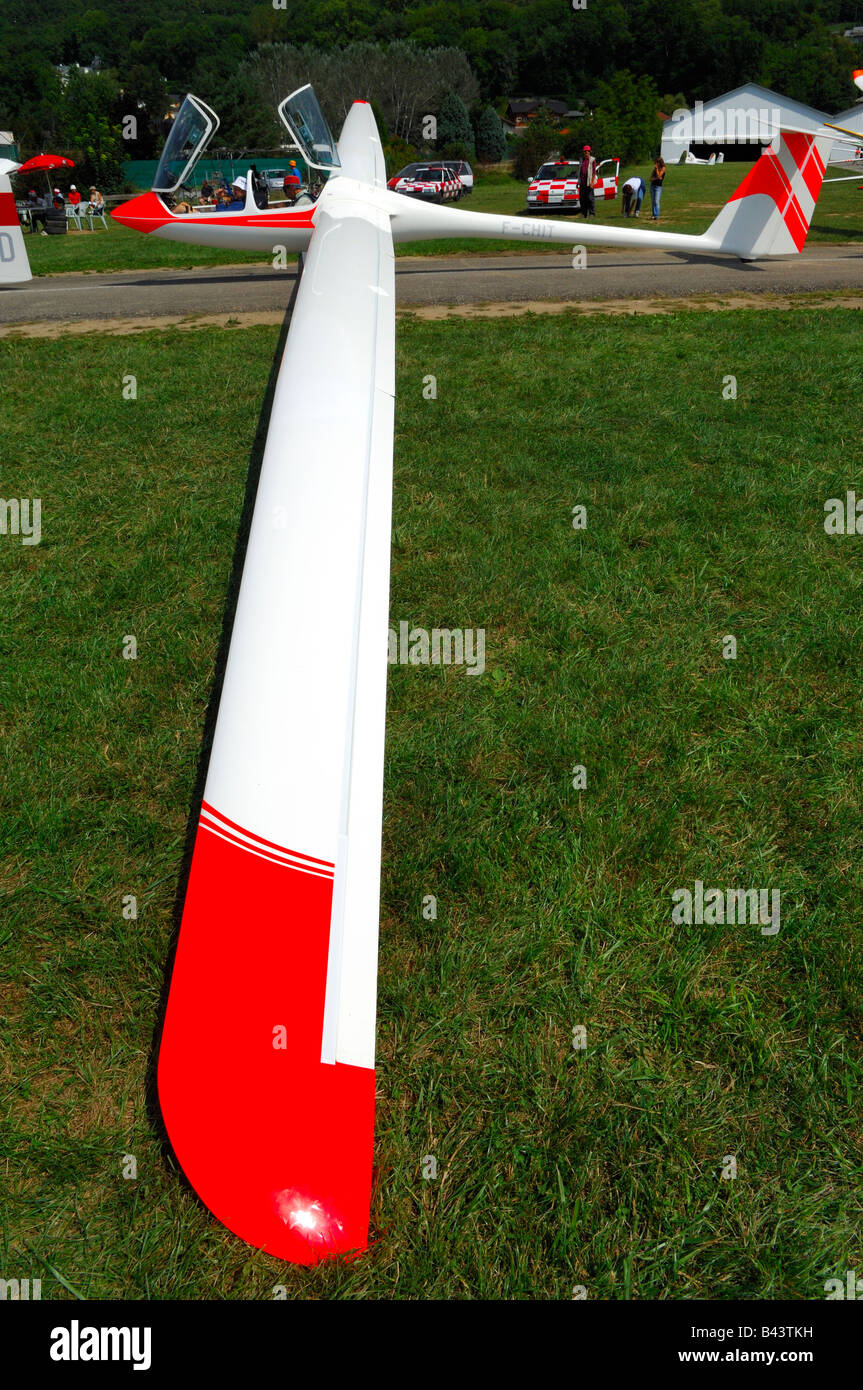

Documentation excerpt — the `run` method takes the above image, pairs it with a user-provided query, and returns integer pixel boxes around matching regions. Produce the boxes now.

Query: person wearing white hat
[52,187,65,208]
[215,175,246,212]
[68,184,82,208]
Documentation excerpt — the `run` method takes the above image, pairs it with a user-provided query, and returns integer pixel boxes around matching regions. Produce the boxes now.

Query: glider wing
[157,145,395,1263]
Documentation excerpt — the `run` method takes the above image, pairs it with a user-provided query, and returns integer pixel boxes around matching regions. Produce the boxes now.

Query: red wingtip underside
[158,811,376,1264]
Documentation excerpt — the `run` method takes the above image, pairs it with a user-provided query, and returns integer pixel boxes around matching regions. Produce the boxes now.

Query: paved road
[1,245,862,323]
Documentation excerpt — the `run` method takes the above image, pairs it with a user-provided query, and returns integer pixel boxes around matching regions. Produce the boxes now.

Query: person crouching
[621,175,646,218]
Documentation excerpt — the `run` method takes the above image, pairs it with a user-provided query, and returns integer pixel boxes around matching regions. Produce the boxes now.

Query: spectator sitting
[87,187,104,213]
[200,177,214,203]
[52,187,65,208]
[68,184,82,207]
[26,189,49,234]
[215,176,246,211]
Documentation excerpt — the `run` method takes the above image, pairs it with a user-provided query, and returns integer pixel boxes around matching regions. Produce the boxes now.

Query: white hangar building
[827,101,863,162]
[660,83,832,164]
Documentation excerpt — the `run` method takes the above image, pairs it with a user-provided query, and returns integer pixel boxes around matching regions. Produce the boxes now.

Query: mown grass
[1,307,862,1300]
[19,161,863,277]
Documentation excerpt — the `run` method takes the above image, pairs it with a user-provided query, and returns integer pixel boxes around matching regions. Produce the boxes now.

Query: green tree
[560,114,619,165]
[62,68,125,189]
[215,69,279,148]
[511,110,558,181]
[115,64,168,159]
[588,70,662,162]
[474,105,507,162]
[437,90,474,155]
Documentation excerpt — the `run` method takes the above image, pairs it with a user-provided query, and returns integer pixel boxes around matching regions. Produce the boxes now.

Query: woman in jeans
[650,157,666,220]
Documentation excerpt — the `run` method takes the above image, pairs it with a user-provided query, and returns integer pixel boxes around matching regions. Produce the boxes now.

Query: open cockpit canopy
[151,85,339,199]
[153,94,220,193]
[277,85,341,172]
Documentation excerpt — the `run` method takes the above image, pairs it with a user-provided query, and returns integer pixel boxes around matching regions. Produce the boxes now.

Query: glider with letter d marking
[0,159,33,286]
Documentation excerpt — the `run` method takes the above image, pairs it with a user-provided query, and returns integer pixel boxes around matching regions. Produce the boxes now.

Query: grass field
[1,306,862,1300]
[19,161,863,277]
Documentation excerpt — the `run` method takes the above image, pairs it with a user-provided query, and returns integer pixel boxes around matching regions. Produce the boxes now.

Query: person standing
[579,145,597,218]
[283,164,301,203]
[621,175,646,217]
[650,157,666,221]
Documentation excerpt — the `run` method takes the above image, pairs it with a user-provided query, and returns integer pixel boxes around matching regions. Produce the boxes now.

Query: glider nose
[111,190,171,233]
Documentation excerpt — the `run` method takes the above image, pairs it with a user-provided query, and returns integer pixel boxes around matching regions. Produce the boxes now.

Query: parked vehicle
[441,159,474,192]
[526,158,620,210]
[388,163,463,202]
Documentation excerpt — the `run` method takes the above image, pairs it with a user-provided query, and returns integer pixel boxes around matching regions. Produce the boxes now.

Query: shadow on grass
[809,221,863,243]
[143,257,305,1198]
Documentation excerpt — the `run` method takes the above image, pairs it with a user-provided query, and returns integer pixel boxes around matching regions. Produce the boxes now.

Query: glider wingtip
[157,1050,375,1264]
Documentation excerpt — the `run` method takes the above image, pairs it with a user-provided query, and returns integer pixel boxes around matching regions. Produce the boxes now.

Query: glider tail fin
[705,130,832,259]
[0,165,32,285]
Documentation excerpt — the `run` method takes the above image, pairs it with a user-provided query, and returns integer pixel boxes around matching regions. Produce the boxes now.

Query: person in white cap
[68,184,82,208]
[52,187,65,208]
[215,175,246,211]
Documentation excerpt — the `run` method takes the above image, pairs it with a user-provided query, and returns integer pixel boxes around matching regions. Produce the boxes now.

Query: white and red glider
[0,159,33,285]
[110,89,832,1263]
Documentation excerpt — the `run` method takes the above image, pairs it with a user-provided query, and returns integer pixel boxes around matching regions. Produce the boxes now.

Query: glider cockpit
[152,88,334,216]
[112,85,337,248]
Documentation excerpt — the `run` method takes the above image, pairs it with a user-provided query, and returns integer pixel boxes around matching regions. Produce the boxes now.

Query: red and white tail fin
[0,162,31,285]
[706,131,832,260]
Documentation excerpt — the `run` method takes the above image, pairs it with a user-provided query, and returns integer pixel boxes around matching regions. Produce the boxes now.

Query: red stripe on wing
[200,799,335,868]
[158,811,375,1263]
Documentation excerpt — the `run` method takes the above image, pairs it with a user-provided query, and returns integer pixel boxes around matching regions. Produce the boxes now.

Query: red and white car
[387,163,463,202]
[526,158,620,211]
